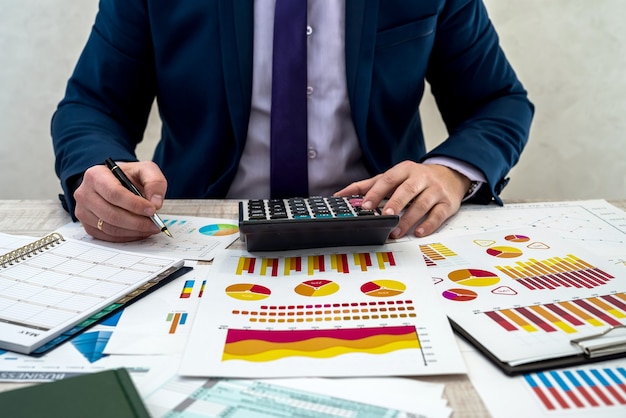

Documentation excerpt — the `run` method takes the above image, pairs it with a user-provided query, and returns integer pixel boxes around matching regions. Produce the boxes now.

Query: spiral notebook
[0,232,184,355]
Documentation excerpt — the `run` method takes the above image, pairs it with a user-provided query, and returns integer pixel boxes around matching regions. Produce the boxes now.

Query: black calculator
[238,196,400,251]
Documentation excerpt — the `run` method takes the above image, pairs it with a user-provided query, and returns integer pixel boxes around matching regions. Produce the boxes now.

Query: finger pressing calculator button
[357,210,376,216]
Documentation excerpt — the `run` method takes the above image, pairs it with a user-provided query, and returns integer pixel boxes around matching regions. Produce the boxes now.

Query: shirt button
[306,86,314,96]
[306,26,313,36]
[308,147,317,159]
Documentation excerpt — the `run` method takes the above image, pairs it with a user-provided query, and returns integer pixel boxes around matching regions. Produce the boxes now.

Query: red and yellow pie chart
[225,283,271,301]
[504,234,530,243]
[294,280,339,297]
[442,288,477,302]
[448,269,500,287]
[360,280,406,297]
[486,246,523,258]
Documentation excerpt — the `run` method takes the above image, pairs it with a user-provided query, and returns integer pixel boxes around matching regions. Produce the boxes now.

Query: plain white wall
[1,0,625,201]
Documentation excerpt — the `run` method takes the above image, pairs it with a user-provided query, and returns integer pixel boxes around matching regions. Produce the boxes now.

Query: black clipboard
[451,319,626,375]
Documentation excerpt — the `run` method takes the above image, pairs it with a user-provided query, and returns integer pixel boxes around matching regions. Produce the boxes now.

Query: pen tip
[163,229,173,238]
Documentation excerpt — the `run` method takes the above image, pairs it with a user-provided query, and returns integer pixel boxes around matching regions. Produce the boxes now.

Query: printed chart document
[180,242,465,378]
[459,337,626,418]
[140,361,450,418]
[0,310,169,383]
[0,232,184,355]
[105,264,210,355]
[421,227,626,374]
[56,214,239,261]
[415,199,626,257]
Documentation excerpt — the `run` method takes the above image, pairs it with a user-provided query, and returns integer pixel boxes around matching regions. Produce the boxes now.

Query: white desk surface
[3,198,624,416]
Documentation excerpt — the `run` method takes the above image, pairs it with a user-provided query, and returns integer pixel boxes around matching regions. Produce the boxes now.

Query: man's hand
[73,161,168,242]
[335,161,471,239]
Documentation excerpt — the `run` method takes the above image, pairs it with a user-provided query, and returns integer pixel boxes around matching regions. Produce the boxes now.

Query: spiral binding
[0,232,65,268]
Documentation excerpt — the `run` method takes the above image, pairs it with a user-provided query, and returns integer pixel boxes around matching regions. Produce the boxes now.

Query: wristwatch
[464,181,481,198]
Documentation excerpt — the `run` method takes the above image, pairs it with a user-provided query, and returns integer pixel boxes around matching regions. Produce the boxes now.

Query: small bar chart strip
[231,300,416,324]
[419,243,463,267]
[166,312,188,334]
[235,252,400,276]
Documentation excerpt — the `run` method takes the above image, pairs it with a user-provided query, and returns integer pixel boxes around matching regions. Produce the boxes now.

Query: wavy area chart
[221,326,424,363]
[495,254,615,290]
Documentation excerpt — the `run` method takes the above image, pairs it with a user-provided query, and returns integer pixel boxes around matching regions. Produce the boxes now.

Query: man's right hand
[73,161,168,242]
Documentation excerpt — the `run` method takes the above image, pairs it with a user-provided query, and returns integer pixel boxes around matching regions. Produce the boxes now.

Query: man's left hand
[335,161,471,238]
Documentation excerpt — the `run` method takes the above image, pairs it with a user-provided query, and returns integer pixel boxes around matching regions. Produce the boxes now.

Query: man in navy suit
[52,0,533,242]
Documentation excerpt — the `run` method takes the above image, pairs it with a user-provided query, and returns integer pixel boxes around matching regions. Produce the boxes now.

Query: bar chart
[495,254,614,290]
[231,299,416,324]
[235,251,398,277]
[524,366,626,411]
[485,292,626,334]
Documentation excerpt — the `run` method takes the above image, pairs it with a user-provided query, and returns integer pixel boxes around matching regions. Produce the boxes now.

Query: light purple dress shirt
[227,0,485,200]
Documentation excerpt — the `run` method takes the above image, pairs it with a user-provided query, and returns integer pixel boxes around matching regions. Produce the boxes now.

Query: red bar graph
[495,254,614,291]
[486,292,626,334]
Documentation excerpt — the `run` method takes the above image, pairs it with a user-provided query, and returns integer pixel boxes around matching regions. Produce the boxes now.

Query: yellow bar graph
[528,305,577,333]
[588,297,626,319]
[500,309,537,332]
[236,257,253,275]
[307,255,320,275]
[558,301,604,327]
[354,253,370,271]
[431,243,457,257]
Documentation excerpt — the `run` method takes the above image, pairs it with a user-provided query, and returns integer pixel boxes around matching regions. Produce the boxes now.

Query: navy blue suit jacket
[52,0,533,214]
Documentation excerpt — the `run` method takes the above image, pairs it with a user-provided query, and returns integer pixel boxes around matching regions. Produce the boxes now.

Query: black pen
[104,158,173,238]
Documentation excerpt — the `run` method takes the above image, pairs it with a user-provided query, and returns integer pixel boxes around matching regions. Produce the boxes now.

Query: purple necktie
[270,0,309,199]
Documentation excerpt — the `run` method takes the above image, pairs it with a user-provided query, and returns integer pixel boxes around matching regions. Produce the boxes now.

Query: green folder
[0,368,150,418]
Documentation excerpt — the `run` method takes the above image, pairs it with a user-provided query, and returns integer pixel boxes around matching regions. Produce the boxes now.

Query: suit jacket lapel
[345,0,379,141]
[218,0,253,145]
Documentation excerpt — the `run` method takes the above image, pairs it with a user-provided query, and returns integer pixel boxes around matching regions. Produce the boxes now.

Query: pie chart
[486,246,523,258]
[294,280,339,297]
[225,283,271,301]
[360,280,406,297]
[504,234,530,243]
[442,288,477,302]
[199,223,239,236]
[448,269,500,287]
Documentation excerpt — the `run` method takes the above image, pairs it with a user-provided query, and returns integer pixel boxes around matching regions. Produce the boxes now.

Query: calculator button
[270,212,288,219]
[314,213,333,218]
[248,211,267,220]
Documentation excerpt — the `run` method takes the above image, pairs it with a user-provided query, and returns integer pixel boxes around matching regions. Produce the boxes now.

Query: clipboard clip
[570,324,626,358]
